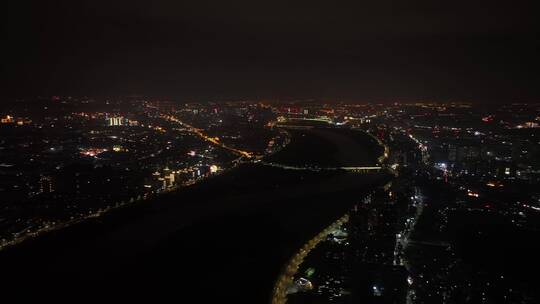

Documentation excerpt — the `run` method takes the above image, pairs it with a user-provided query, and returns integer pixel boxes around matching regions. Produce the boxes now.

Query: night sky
[4,0,539,102]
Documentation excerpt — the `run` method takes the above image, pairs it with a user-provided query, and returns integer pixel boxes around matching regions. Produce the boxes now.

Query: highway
[161,114,254,159]
[272,214,350,304]
[362,129,389,164]
[0,121,389,302]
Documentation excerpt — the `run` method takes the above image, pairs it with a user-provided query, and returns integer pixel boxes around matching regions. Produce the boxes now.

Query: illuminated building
[39,175,54,194]
[1,115,14,124]
[158,177,166,190]
[106,117,127,126]
[165,173,175,187]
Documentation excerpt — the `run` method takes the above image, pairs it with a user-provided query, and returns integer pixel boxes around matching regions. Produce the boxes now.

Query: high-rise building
[39,175,54,194]
[448,145,457,162]
[106,117,126,126]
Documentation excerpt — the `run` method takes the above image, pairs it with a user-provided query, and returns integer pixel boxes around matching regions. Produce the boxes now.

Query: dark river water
[0,127,388,302]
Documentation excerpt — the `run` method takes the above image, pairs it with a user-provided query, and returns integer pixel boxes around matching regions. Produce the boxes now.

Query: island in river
[0,127,388,302]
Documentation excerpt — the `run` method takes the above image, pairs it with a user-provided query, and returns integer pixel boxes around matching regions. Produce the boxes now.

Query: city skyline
[1,97,540,302]
[2,2,540,303]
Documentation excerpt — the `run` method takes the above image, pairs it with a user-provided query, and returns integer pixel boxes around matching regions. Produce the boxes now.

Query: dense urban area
[1,97,540,303]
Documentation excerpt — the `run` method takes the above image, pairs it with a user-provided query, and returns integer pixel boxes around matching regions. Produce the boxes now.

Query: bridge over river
[0,126,389,303]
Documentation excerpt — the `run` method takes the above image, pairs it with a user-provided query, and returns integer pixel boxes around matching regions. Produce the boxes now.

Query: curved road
[0,127,387,303]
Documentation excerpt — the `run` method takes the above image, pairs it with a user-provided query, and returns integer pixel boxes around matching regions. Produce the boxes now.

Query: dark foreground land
[0,128,387,302]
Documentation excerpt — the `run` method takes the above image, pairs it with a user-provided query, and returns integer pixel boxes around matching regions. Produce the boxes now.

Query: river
[0,127,388,302]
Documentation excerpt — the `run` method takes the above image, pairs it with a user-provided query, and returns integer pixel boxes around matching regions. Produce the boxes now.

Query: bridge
[272,117,334,129]
[340,166,383,173]
[259,162,383,173]
[405,239,451,249]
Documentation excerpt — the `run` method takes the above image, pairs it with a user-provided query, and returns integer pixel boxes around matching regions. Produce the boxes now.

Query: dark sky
[4,0,539,102]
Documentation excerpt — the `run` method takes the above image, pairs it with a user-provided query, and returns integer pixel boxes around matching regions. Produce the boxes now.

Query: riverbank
[0,127,388,302]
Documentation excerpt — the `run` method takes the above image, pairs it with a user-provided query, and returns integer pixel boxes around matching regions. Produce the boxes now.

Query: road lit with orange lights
[161,114,254,159]
[272,214,350,304]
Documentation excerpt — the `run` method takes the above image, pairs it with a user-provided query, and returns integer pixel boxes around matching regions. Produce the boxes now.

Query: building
[106,117,126,126]
[39,175,54,194]
[1,115,14,124]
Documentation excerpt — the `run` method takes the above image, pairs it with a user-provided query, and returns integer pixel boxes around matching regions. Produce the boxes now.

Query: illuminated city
[2,1,539,303]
